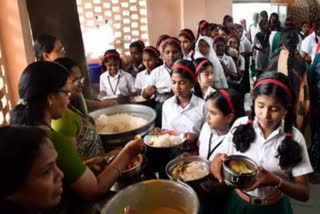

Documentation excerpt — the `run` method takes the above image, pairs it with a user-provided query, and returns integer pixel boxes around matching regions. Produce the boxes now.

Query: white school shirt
[203,86,217,100]
[240,35,252,53]
[249,23,259,43]
[134,69,151,91]
[183,50,194,61]
[212,116,313,199]
[300,32,320,62]
[144,64,172,103]
[198,122,227,160]
[99,69,136,96]
[162,94,206,134]
[219,54,238,83]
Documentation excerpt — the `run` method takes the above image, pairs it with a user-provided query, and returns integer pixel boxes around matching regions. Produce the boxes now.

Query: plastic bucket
[88,63,102,83]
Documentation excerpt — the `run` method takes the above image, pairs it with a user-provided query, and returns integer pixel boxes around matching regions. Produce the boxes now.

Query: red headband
[199,21,208,31]
[196,59,209,74]
[103,53,120,60]
[162,38,181,49]
[180,31,194,41]
[143,46,159,58]
[172,64,196,82]
[219,89,235,114]
[254,78,292,102]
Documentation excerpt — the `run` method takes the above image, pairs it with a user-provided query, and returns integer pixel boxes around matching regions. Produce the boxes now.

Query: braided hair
[232,72,302,169]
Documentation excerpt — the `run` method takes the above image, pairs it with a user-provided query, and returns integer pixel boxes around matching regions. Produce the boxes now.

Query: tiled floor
[291,184,320,214]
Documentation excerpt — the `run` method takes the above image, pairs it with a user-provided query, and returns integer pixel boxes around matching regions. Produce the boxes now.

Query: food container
[166,156,211,191]
[89,104,156,148]
[143,134,185,175]
[101,179,199,214]
[118,154,145,182]
[222,155,258,189]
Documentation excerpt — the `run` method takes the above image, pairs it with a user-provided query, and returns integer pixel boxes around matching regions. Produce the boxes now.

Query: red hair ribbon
[219,89,235,114]
[162,38,181,49]
[171,63,196,83]
[180,30,194,41]
[195,59,209,74]
[199,21,208,31]
[143,46,159,58]
[285,132,293,137]
[253,79,292,103]
[103,53,120,61]
[247,119,253,124]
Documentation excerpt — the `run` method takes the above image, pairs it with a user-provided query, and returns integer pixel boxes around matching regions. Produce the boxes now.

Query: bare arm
[246,167,310,202]
[69,138,143,200]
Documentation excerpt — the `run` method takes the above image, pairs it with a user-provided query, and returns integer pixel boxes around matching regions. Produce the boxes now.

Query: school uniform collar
[252,117,285,141]
[142,69,150,75]
[163,63,171,73]
[173,93,197,109]
[311,32,320,41]
[106,70,122,78]
[184,50,194,58]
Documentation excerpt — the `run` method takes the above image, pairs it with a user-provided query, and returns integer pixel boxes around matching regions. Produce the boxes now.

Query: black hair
[162,37,182,54]
[178,29,196,42]
[54,57,78,75]
[101,49,121,71]
[143,46,163,67]
[0,126,48,199]
[227,34,240,50]
[223,15,233,26]
[206,88,244,124]
[269,12,279,22]
[10,61,68,125]
[156,34,170,50]
[270,20,281,31]
[171,59,195,84]
[232,72,302,169]
[129,40,145,53]
[260,10,268,20]
[214,36,226,44]
[33,34,58,61]
[193,58,214,98]
[197,20,210,39]
[219,25,231,36]
[281,27,305,104]
[208,23,218,31]
[259,18,269,32]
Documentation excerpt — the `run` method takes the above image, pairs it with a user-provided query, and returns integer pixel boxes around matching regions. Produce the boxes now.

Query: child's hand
[146,86,157,96]
[184,132,198,145]
[210,153,227,182]
[245,166,280,191]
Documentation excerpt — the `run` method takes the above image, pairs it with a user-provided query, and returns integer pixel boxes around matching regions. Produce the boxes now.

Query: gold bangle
[109,165,122,177]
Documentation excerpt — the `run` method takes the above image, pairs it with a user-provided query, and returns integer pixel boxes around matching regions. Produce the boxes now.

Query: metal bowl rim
[102,179,199,213]
[90,104,156,136]
[223,155,258,176]
[166,156,211,181]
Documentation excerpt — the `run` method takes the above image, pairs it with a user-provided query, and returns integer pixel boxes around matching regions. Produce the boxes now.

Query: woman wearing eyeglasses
[9,61,143,214]
[52,57,105,158]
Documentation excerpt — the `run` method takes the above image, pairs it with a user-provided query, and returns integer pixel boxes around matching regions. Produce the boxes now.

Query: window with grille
[0,42,12,125]
[76,0,149,57]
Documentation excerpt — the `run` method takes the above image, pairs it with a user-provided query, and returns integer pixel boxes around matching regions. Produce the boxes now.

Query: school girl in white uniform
[162,59,206,148]
[99,49,136,98]
[198,88,244,160]
[211,72,313,214]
